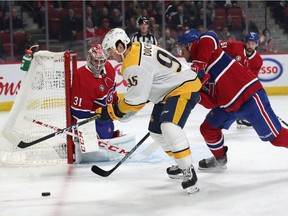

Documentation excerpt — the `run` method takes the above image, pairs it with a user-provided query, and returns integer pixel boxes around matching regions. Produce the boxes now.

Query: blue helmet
[245,32,259,44]
[178,29,200,47]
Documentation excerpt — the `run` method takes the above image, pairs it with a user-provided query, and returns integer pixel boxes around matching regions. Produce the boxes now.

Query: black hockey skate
[166,165,183,179]
[236,119,252,129]
[181,166,199,194]
[198,146,228,171]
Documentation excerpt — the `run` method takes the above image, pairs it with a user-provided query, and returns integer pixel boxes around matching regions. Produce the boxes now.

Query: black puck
[42,192,51,196]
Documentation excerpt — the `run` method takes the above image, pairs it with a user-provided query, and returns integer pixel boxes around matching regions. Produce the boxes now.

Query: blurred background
[0,0,288,62]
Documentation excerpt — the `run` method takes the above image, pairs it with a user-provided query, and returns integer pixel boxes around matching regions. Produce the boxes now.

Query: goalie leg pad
[95,133,136,161]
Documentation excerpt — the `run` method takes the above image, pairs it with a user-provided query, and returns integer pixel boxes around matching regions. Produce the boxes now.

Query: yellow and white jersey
[119,42,201,113]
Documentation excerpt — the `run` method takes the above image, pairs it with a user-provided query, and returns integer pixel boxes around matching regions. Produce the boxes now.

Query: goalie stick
[24,117,130,155]
[17,114,100,149]
[277,115,288,127]
[91,132,150,177]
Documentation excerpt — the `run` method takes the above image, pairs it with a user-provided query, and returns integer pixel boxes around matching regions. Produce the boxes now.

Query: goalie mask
[102,28,131,60]
[87,44,107,78]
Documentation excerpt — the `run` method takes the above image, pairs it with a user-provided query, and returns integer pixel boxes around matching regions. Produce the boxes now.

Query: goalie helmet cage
[0,51,77,165]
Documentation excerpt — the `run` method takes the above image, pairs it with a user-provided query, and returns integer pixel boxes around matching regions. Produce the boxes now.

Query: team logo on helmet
[245,32,259,44]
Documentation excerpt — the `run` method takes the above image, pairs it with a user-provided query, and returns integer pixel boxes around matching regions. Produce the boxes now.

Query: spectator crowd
[0,1,287,61]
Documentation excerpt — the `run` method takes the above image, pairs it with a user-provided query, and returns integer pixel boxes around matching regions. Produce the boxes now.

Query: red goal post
[0,51,77,165]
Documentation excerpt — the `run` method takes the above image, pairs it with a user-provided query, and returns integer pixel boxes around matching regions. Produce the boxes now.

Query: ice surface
[1,96,288,216]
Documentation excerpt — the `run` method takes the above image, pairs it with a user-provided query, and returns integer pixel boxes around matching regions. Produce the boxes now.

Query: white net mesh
[0,51,71,165]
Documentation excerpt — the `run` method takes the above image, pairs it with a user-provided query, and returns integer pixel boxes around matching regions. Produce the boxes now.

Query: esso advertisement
[258,55,288,87]
[258,58,283,82]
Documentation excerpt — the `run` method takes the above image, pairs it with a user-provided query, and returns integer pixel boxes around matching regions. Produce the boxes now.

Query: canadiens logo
[99,85,105,92]
[106,88,114,104]
[235,55,241,61]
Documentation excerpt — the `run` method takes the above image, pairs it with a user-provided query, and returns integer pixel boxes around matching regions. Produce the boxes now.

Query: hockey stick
[277,115,288,127]
[24,116,79,138]
[91,132,150,177]
[17,114,100,149]
[130,141,159,160]
[24,116,130,155]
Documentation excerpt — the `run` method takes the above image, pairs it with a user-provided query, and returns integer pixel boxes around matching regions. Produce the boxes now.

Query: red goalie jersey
[71,61,119,120]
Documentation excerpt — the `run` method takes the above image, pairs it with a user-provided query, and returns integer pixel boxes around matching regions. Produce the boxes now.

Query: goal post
[0,50,77,165]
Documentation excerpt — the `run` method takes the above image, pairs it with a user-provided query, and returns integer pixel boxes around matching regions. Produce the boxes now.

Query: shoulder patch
[122,42,142,73]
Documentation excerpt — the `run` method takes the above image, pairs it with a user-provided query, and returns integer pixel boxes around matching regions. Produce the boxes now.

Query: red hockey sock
[200,119,226,158]
[270,127,288,148]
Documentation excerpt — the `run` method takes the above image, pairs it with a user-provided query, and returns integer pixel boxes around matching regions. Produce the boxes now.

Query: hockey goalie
[0,46,134,165]
[71,44,135,163]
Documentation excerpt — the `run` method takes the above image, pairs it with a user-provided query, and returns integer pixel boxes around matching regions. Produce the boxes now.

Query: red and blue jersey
[190,31,263,112]
[71,61,119,121]
[220,41,263,76]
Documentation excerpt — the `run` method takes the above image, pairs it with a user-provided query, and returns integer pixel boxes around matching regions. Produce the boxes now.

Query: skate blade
[186,185,200,194]
[236,125,252,129]
[198,164,227,172]
[168,174,184,180]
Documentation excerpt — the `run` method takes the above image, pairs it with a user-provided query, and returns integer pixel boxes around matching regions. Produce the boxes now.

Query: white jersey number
[73,96,83,107]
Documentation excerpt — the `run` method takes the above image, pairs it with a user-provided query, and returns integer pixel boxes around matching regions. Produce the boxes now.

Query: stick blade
[91,165,111,177]
[17,141,30,148]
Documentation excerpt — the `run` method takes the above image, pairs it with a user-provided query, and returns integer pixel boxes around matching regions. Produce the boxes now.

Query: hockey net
[0,51,76,165]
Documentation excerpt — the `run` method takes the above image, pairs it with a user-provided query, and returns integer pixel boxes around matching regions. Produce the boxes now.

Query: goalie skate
[181,166,199,194]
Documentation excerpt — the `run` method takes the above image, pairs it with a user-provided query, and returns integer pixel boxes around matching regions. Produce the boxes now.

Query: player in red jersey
[71,44,134,162]
[220,32,263,128]
[221,32,262,77]
[166,29,288,176]
[71,44,119,139]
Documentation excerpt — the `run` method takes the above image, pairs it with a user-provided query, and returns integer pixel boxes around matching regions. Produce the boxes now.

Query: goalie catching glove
[96,104,126,121]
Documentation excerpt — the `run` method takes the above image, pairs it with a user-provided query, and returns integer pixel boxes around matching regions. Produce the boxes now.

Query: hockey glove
[96,104,125,121]
[191,60,210,85]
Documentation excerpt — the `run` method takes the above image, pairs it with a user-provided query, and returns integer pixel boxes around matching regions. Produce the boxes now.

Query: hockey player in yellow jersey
[97,28,202,194]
